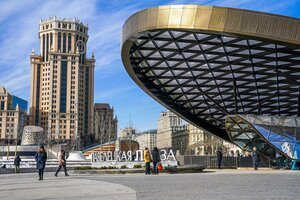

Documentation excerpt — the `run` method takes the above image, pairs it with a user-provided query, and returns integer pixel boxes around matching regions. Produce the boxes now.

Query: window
[57,32,61,51]
[42,34,45,61]
[68,33,72,53]
[60,61,68,113]
[46,34,49,61]
[63,33,66,53]
[50,33,53,50]
[0,102,4,110]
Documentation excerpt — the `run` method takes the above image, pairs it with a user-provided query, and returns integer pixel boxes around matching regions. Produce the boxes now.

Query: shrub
[107,166,117,169]
[100,166,108,169]
[164,166,177,173]
[133,164,142,168]
[74,166,93,170]
[120,165,127,169]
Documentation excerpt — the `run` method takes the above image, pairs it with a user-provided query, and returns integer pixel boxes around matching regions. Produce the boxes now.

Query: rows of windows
[41,22,87,34]
[42,33,53,62]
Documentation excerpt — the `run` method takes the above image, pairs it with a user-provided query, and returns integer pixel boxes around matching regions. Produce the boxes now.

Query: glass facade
[60,61,68,113]
[12,95,28,112]
[226,115,300,160]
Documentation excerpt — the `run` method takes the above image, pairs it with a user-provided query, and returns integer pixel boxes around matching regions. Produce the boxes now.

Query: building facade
[156,111,184,149]
[135,130,157,151]
[156,111,239,155]
[29,17,95,143]
[0,86,22,145]
[186,124,221,156]
[171,125,189,155]
[119,127,135,139]
[93,103,118,144]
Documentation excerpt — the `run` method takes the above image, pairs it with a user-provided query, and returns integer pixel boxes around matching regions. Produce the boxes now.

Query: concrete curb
[73,165,206,175]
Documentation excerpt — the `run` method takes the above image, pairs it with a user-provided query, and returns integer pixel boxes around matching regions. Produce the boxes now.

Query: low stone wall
[74,165,206,175]
[0,159,91,174]
[91,160,178,168]
[0,167,62,174]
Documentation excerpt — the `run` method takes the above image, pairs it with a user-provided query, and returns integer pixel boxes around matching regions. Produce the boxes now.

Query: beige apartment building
[93,103,118,144]
[187,124,241,156]
[119,127,135,139]
[172,125,189,154]
[30,17,95,142]
[186,124,221,155]
[156,111,239,155]
[0,87,22,145]
[156,111,184,149]
[135,130,157,151]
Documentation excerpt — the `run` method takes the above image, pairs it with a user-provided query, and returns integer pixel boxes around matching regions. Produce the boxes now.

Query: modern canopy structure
[121,5,300,159]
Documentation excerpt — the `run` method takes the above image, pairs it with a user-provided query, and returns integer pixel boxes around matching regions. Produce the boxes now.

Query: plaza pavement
[0,169,299,200]
[0,173,136,200]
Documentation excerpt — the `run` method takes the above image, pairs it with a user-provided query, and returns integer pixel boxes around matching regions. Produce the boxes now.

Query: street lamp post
[180,142,183,155]
[6,135,10,160]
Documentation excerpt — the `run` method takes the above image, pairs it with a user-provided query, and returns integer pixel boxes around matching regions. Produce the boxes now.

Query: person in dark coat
[252,147,260,170]
[14,155,21,173]
[35,146,47,180]
[216,147,223,169]
[152,147,160,174]
[54,150,69,177]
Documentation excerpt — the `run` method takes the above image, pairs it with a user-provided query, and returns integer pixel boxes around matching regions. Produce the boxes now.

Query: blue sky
[0,0,299,132]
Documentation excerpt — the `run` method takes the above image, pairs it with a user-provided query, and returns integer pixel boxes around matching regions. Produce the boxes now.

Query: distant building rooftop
[94,103,113,110]
[0,86,7,95]
[40,16,87,26]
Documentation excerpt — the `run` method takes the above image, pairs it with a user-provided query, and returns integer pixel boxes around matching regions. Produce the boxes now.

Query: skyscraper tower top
[36,16,89,62]
[39,17,88,36]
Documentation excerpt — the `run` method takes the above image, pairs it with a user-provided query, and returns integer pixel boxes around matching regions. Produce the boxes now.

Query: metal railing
[176,155,271,168]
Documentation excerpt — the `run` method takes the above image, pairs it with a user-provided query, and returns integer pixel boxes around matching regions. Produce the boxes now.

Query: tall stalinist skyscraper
[30,17,95,144]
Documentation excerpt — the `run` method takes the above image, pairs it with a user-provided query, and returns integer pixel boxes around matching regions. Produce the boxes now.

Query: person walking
[144,147,151,175]
[216,147,223,169]
[54,150,69,177]
[35,146,47,180]
[252,147,260,170]
[14,155,21,173]
[152,147,160,174]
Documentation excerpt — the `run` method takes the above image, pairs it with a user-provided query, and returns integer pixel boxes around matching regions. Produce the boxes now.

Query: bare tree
[36,130,48,147]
